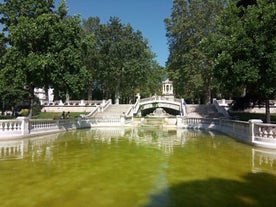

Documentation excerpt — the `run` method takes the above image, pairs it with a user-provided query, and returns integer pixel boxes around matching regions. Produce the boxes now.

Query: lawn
[32,112,86,119]
[229,111,276,123]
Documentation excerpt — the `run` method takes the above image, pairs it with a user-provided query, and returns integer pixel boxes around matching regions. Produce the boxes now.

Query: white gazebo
[162,79,174,100]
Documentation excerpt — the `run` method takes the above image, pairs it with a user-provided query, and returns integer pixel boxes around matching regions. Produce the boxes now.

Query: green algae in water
[1,128,276,207]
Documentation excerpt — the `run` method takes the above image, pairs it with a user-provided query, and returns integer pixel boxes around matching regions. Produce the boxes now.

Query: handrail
[102,99,112,111]
[132,99,140,115]
[213,99,230,118]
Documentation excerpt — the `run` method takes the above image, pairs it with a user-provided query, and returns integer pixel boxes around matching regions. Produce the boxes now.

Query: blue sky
[65,0,173,67]
[0,0,173,66]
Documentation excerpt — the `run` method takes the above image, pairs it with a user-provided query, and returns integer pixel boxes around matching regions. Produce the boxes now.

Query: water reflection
[252,148,276,175]
[0,128,214,161]
[1,128,276,207]
[2,128,276,177]
[0,139,25,160]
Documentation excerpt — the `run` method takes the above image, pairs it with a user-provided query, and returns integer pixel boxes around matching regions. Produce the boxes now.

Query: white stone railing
[77,99,112,118]
[101,99,112,112]
[132,96,182,116]
[42,100,103,106]
[253,122,276,147]
[30,119,78,134]
[0,119,23,137]
[132,99,140,115]
[180,117,220,129]
[29,119,60,134]
[2,115,276,149]
[139,96,182,103]
[178,117,253,145]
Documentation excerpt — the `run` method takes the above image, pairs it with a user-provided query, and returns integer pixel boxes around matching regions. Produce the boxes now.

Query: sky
[65,0,173,67]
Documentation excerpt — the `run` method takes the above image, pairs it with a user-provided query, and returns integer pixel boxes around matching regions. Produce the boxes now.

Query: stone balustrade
[41,99,110,113]
[183,117,220,129]
[30,119,60,133]
[0,119,23,137]
[42,100,103,106]
[253,122,276,145]
[1,115,276,149]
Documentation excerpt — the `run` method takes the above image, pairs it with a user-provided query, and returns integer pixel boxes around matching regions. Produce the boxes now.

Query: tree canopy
[0,0,89,116]
[0,0,165,116]
[81,17,165,103]
[201,0,276,122]
[165,0,229,103]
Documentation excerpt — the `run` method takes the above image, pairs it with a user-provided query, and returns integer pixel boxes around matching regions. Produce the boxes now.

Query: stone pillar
[181,98,187,116]
[17,117,30,135]
[249,119,263,143]
[80,100,85,106]
[120,114,125,126]
[176,115,183,128]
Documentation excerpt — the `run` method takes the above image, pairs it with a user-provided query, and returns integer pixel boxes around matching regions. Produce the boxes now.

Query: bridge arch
[133,97,185,117]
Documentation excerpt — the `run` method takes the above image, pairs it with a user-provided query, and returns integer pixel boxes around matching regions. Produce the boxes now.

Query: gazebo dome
[162,79,174,96]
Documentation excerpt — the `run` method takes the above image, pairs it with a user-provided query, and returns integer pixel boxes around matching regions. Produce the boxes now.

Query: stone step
[95,104,132,117]
[186,104,223,118]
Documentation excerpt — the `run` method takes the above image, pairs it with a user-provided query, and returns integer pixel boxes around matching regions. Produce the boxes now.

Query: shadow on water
[144,172,276,207]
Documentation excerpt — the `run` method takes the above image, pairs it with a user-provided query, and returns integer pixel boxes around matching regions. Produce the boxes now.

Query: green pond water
[1,127,276,207]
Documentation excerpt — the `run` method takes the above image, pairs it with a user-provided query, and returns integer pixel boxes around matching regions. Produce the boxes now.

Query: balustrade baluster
[272,128,276,139]
[4,122,8,131]
[268,127,273,139]
[263,127,268,138]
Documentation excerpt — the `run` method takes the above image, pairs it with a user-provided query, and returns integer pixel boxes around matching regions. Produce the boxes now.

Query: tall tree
[202,0,276,122]
[165,0,229,103]
[0,0,89,117]
[81,17,100,100]
[97,17,155,104]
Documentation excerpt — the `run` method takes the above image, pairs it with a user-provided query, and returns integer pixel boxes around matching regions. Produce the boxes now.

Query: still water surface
[1,127,276,207]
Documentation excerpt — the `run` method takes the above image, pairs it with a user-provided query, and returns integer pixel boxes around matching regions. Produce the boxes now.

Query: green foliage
[0,0,165,114]
[0,0,89,116]
[165,0,229,103]
[202,0,276,121]
[82,16,165,103]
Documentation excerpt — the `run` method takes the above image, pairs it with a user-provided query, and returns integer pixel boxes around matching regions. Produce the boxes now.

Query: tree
[97,17,156,103]
[165,0,229,103]
[81,17,101,100]
[202,0,276,122]
[0,0,89,117]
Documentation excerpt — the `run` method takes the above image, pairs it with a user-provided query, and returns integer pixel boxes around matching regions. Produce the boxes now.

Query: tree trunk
[265,98,271,123]
[87,81,92,100]
[115,76,121,105]
[115,83,120,104]
[28,84,35,119]
[205,86,212,104]
[87,87,92,100]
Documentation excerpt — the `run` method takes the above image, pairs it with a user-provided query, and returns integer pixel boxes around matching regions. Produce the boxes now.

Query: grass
[32,112,86,120]
[229,111,276,123]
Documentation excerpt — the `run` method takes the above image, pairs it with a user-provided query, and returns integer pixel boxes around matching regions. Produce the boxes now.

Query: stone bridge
[131,96,185,117]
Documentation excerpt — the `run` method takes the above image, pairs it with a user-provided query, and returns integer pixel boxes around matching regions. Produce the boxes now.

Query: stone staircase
[93,104,224,119]
[94,104,133,118]
[186,104,224,118]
